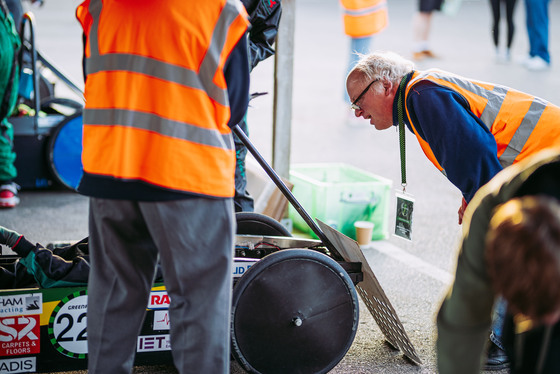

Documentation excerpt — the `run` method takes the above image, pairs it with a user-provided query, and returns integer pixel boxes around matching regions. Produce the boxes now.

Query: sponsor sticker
[0,357,36,373]
[0,294,42,318]
[153,311,170,331]
[137,334,170,352]
[0,315,40,356]
[148,291,170,310]
[232,259,257,278]
[48,290,88,359]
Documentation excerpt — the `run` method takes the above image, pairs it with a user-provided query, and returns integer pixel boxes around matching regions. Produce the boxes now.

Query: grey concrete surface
[2,0,560,373]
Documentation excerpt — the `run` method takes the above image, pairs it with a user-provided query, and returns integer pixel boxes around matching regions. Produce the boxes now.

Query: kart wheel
[236,212,292,237]
[231,249,359,374]
[46,111,83,190]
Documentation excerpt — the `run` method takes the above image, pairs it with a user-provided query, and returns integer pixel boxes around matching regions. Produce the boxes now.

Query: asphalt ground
[2,0,560,373]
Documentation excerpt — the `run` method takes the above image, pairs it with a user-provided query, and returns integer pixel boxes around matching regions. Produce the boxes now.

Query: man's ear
[383,80,394,96]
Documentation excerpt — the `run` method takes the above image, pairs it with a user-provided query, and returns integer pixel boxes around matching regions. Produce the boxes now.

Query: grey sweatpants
[86,197,235,374]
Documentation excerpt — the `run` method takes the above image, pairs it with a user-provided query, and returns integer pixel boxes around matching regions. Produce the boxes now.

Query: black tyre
[236,212,292,237]
[41,97,83,115]
[231,249,359,374]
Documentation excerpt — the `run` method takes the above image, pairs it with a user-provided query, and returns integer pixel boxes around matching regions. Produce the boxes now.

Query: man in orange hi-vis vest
[76,1,250,373]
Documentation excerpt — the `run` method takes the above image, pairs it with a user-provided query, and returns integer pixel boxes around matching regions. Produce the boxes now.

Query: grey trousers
[86,197,235,374]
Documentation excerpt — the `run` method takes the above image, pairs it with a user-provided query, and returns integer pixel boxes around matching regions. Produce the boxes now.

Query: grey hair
[350,51,415,85]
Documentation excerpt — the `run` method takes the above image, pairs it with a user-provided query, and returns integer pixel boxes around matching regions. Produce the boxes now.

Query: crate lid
[289,163,392,187]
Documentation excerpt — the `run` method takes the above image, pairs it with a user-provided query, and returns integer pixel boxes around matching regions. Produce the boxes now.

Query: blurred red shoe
[0,182,20,208]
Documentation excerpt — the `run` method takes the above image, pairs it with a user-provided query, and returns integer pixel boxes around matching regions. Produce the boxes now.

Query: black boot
[484,340,510,371]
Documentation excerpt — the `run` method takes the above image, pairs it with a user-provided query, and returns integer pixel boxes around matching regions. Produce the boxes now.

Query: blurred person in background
[0,0,21,208]
[339,0,388,126]
[520,0,551,70]
[411,0,442,61]
[233,0,281,213]
[0,0,45,209]
[489,0,518,63]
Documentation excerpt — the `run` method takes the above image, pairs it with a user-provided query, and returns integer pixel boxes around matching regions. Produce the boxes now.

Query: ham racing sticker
[0,294,42,318]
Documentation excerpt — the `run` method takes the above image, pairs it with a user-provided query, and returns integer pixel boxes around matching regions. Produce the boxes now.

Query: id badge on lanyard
[394,191,414,241]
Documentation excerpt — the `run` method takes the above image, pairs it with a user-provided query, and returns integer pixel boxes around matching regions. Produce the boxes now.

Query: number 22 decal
[48,290,88,358]
[55,312,87,342]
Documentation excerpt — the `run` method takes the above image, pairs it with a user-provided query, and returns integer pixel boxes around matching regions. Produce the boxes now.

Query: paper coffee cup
[354,221,374,245]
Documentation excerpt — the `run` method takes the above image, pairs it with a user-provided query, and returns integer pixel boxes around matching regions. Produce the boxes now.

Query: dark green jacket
[0,0,20,181]
[437,149,560,374]
[0,0,19,120]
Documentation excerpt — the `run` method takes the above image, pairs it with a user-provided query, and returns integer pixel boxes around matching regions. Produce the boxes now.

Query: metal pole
[272,0,295,179]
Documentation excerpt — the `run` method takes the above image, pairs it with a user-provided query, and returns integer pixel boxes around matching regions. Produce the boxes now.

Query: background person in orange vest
[76,1,250,373]
[346,50,560,370]
[340,0,388,125]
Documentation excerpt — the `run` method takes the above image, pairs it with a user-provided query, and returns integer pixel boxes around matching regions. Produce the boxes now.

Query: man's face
[346,71,395,131]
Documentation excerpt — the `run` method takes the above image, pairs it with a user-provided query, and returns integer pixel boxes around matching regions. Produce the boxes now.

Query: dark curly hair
[486,196,560,321]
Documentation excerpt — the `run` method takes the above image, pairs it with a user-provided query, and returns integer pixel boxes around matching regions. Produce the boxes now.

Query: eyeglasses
[350,78,380,111]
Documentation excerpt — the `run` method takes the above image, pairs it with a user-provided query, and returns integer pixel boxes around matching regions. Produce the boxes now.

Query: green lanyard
[396,76,408,193]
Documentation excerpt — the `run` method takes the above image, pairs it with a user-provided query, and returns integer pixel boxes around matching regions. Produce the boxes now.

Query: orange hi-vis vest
[76,0,249,198]
[340,0,388,38]
[404,69,560,172]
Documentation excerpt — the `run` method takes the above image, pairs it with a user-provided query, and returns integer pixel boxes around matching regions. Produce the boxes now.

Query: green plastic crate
[289,163,392,241]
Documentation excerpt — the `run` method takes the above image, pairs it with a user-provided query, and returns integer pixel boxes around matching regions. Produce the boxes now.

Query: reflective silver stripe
[86,0,102,57]
[84,108,234,151]
[343,1,387,16]
[197,0,244,106]
[499,97,547,167]
[479,86,507,129]
[85,53,213,101]
[411,70,550,165]
[415,70,507,130]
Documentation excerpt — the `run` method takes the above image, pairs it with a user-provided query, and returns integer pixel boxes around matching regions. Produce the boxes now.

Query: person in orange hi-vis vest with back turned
[75,1,250,373]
